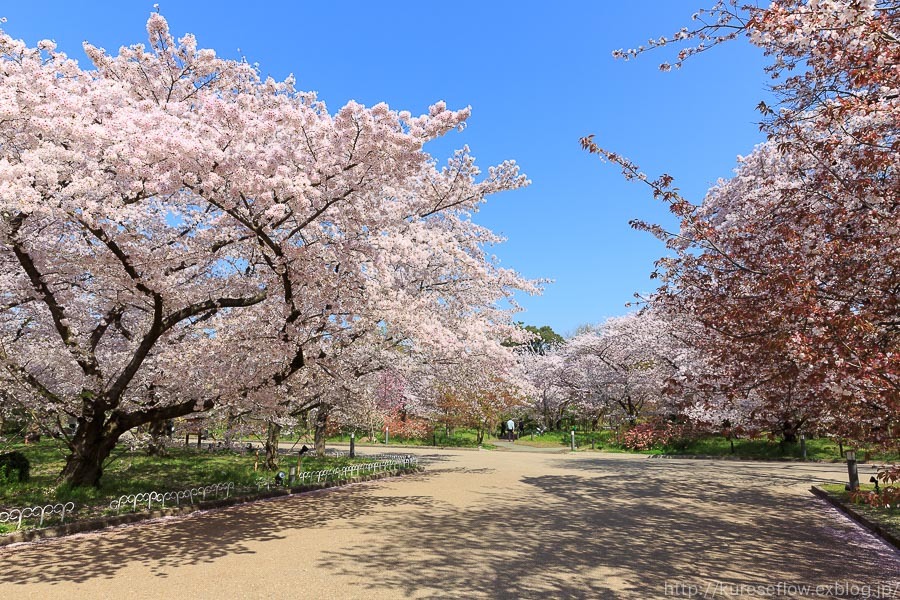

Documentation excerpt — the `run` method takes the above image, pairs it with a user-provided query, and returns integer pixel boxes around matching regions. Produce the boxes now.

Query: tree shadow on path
[0,483,434,586]
[316,457,900,599]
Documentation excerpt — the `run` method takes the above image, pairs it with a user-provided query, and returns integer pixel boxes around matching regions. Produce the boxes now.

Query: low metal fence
[109,482,235,513]
[0,502,76,531]
[257,456,418,490]
[2,456,421,533]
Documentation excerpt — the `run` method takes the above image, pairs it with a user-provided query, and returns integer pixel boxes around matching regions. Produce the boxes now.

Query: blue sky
[2,1,772,336]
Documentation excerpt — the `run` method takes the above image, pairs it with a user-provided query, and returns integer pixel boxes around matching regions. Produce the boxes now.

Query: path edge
[810,485,900,552]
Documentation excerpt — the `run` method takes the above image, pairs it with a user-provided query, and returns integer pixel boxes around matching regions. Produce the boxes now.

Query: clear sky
[1,1,773,336]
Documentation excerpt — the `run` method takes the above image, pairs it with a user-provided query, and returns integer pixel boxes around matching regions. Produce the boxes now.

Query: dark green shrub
[0,451,30,482]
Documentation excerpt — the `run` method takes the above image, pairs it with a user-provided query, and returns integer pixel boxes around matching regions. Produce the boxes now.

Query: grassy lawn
[511,430,606,450]
[510,437,569,448]
[327,428,498,449]
[0,438,395,533]
[820,483,900,544]
[666,437,898,462]
[514,430,652,453]
[665,436,849,461]
[510,430,899,463]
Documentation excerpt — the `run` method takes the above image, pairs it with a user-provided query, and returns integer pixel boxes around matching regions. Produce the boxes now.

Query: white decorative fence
[2,457,421,534]
[109,482,235,513]
[0,502,76,530]
[363,453,419,462]
[257,456,419,490]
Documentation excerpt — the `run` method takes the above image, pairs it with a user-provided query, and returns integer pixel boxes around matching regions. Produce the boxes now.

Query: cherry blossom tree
[426,351,530,444]
[520,349,573,430]
[331,368,426,444]
[0,14,537,485]
[583,0,898,445]
[520,311,704,432]
[561,312,687,427]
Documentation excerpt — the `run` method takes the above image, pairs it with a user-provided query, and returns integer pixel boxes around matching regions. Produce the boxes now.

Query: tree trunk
[264,421,281,470]
[146,418,169,457]
[622,397,638,427]
[476,428,484,445]
[61,395,215,487]
[781,421,798,444]
[224,410,235,449]
[314,404,330,458]
[60,416,122,488]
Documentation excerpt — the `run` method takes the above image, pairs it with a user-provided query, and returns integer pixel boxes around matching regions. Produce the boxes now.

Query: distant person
[507,418,515,442]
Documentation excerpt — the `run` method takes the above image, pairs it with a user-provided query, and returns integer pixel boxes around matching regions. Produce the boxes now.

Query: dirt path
[1,449,897,599]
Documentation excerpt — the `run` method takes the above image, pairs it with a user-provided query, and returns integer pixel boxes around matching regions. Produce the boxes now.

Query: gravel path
[1,449,897,599]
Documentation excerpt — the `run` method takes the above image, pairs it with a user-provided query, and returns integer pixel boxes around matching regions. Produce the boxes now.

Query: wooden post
[846,451,859,491]
[254,450,259,472]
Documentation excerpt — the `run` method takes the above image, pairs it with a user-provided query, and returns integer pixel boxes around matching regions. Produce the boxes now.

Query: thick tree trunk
[60,417,122,488]
[476,428,485,445]
[264,421,281,469]
[314,404,330,458]
[146,418,169,457]
[61,395,215,487]
[781,420,799,444]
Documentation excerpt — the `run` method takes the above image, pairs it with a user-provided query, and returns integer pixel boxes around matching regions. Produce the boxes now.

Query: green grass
[514,430,628,450]
[327,428,497,449]
[661,436,898,462]
[509,430,899,463]
[0,438,397,533]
